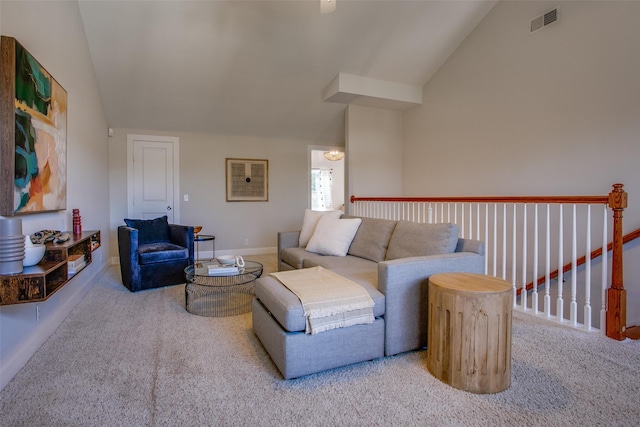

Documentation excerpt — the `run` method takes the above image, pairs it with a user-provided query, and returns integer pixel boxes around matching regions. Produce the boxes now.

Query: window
[311,168,334,211]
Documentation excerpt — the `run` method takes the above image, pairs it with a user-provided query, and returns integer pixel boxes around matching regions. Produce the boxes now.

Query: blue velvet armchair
[118,216,195,292]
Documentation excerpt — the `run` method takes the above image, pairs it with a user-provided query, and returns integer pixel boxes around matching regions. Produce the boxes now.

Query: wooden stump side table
[427,272,513,394]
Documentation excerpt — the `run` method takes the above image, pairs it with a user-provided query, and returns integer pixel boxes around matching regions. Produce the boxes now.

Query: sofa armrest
[118,226,140,290]
[168,224,195,264]
[378,252,485,356]
[278,230,300,271]
[455,238,485,256]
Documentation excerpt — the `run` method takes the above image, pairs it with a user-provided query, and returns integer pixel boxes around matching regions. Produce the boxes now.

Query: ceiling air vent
[530,8,559,34]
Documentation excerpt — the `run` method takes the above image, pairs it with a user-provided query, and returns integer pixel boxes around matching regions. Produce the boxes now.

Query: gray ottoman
[252,275,385,379]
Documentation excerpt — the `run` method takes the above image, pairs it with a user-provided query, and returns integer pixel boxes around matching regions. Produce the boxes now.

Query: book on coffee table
[207,264,239,275]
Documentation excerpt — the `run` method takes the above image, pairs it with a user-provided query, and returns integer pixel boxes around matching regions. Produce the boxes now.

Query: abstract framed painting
[1,36,67,216]
[225,158,269,202]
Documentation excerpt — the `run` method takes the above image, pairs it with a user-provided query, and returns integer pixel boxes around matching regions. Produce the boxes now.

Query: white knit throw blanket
[270,266,375,334]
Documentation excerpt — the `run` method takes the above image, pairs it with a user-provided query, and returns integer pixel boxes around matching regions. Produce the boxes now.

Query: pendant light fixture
[323,150,344,161]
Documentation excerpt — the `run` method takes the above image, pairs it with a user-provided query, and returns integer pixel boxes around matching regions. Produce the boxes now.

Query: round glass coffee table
[184,261,263,317]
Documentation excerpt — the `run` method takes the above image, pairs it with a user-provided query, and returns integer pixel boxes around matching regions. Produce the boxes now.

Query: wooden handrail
[351,195,610,204]
[350,184,629,340]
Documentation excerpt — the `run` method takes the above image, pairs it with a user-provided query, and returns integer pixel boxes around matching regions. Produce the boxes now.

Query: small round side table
[194,234,215,261]
[427,272,513,394]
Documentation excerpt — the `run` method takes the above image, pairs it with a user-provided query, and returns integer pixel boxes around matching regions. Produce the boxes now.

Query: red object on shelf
[72,209,82,236]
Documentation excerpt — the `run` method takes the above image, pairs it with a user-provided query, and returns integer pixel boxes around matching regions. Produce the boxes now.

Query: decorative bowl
[23,244,45,267]
[193,225,203,235]
[217,255,236,266]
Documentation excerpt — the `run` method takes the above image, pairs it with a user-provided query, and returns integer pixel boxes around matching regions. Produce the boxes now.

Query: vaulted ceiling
[78,1,497,143]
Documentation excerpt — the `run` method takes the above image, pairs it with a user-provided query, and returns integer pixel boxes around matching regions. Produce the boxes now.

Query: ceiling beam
[322,72,422,111]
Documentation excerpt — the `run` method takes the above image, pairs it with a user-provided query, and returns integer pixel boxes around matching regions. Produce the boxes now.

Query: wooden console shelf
[0,230,101,305]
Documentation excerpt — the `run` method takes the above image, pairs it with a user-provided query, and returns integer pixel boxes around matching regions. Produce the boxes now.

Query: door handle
[167,206,172,210]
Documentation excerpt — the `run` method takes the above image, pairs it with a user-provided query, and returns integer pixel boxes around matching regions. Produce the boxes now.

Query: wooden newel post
[606,183,627,340]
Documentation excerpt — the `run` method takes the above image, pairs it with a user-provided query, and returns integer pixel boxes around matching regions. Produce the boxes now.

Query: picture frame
[225,158,268,202]
[1,36,68,216]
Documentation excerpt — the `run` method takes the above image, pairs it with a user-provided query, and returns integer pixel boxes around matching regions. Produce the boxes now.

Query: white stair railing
[349,184,629,338]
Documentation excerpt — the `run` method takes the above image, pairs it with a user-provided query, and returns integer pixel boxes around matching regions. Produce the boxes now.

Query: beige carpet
[1,254,639,426]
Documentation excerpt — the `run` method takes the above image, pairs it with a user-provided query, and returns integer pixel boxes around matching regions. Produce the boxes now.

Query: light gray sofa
[252,216,485,379]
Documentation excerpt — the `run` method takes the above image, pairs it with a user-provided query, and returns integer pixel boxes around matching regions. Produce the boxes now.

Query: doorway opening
[310,148,345,211]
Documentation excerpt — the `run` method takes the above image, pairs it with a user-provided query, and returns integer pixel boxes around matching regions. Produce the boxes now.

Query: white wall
[345,104,403,211]
[402,1,640,324]
[0,1,110,389]
[108,128,318,260]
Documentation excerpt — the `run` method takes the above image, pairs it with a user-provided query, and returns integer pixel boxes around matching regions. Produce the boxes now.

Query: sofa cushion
[303,255,379,289]
[255,275,385,333]
[346,216,397,262]
[305,216,362,256]
[124,216,170,245]
[385,221,459,260]
[138,242,188,264]
[281,247,325,269]
[298,209,343,247]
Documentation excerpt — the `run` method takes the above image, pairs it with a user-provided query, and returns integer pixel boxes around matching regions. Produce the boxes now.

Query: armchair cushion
[124,216,170,245]
[138,242,189,264]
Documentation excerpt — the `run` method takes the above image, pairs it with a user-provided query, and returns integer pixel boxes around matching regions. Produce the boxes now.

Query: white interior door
[127,135,180,222]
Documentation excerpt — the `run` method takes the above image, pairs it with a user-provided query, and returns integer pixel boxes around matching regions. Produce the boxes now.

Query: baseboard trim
[214,246,277,257]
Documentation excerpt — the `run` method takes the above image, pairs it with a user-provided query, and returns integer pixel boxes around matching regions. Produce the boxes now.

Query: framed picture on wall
[0,36,67,215]
[225,158,268,202]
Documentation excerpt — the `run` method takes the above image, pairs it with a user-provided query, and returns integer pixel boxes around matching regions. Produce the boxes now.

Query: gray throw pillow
[385,221,459,260]
[347,217,397,262]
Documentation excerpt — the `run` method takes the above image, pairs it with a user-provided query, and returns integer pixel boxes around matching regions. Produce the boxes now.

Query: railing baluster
[502,204,507,280]
[522,204,528,311]
[493,203,498,277]
[485,203,489,275]
[512,204,517,307]
[585,204,592,329]
[601,204,607,335]
[469,203,474,242]
[533,204,539,313]
[557,204,564,323]
[477,203,481,241]
[545,204,551,317]
[571,204,578,326]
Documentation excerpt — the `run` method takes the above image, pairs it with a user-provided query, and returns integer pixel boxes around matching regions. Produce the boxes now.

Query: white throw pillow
[298,209,342,247]
[305,216,362,257]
